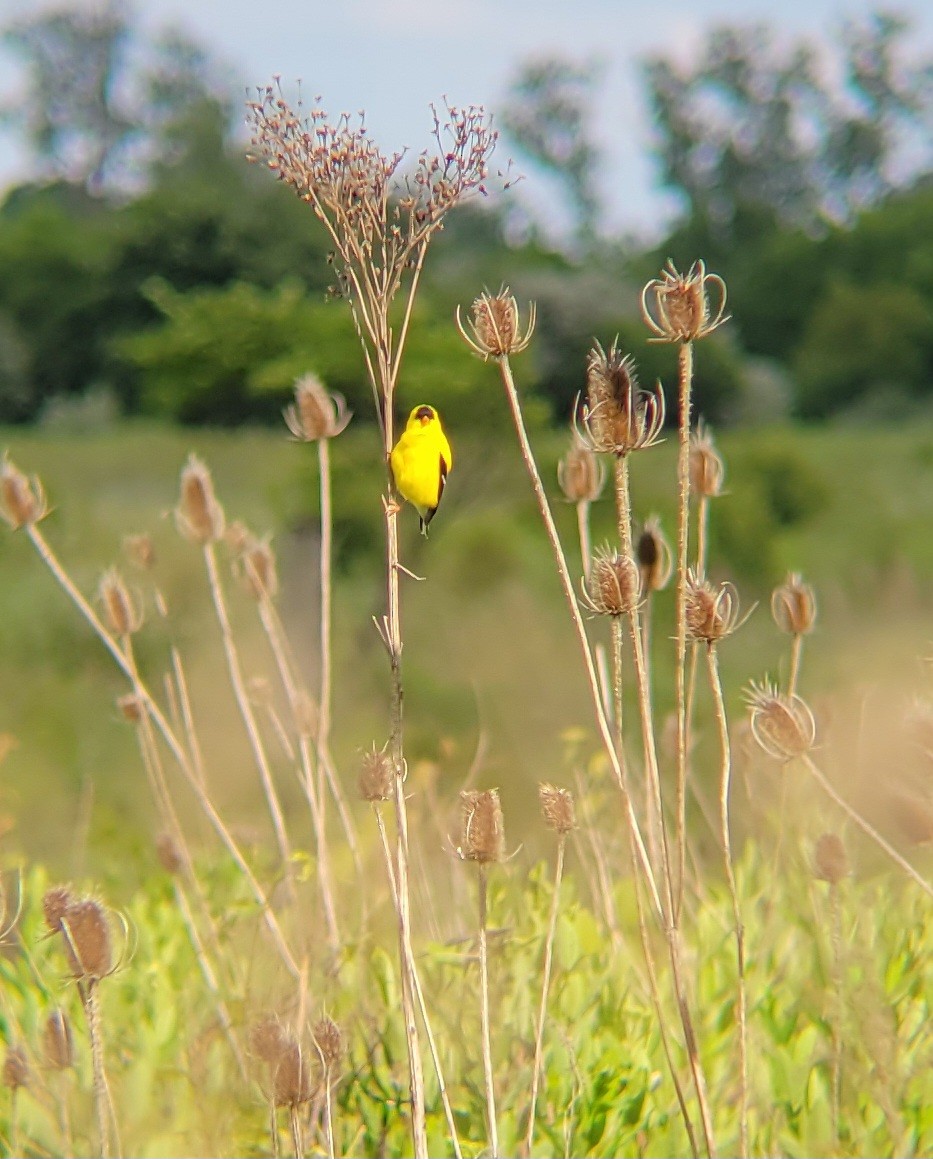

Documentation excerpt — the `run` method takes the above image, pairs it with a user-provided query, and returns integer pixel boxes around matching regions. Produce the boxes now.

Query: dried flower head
[641,259,729,343]
[123,533,155,571]
[457,288,536,359]
[43,1010,74,1070]
[42,885,74,933]
[175,454,225,544]
[581,341,665,456]
[156,832,184,875]
[636,516,673,592]
[98,568,143,637]
[117,693,144,723]
[1,455,48,529]
[771,572,817,637]
[271,1036,313,1107]
[557,433,605,504]
[237,535,279,602]
[250,1016,289,1063]
[813,833,849,884]
[690,422,725,498]
[745,680,816,761]
[63,898,112,979]
[313,1017,343,1069]
[685,571,749,642]
[538,783,576,834]
[284,374,352,441]
[3,1045,28,1090]
[459,789,505,863]
[583,547,641,617]
[358,745,394,802]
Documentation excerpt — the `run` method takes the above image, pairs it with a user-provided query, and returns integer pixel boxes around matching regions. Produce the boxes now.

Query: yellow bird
[390,404,453,535]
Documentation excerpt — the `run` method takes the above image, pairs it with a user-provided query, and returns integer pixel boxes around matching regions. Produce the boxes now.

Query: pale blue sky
[0,0,930,239]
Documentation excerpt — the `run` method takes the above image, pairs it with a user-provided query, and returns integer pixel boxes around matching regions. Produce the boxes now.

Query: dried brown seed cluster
[585,547,641,617]
[636,517,673,592]
[43,1010,74,1070]
[641,259,729,343]
[117,693,144,723]
[745,680,816,760]
[0,455,48,530]
[358,745,394,802]
[459,789,505,864]
[99,568,143,636]
[175,454,225,544]
[250,1016,289,1063]
[538,784,576,834]
[2,1045,28,1090]
[771,572,817,637]
[284,374,352,441]
[313,1017,343,1069]
[232,531,279,602]
[689,422,725,498]
[42,885,74,933]
[685,571,747,642]
[458,288,536,359]
[43,888,114,979]
[813,833,849,884]
[558,434,604,504]
[582,341,665,456]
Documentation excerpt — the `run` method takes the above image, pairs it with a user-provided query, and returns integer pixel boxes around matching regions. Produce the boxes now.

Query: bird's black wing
[421,452,449,535]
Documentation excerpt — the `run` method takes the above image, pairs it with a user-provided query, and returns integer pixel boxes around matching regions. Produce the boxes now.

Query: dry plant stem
[271,1105,281,1158]
[57,1071,74,1156]
[316,437,334,842]
[571,773,621,948]
[526,834,567,1156]
[674,340,694,923]
[494,354,662,920]
[704,644,748,1158]
[576,499,594,580]
[788,634,804,697]
[289,1103,303,1159]
[322,1063,335,1159]
[477,864,499,1158]
[828,880,843,1141]
[804,756,933,898]
[203,542,294,885]
[613,456,633,557]
[9,1088,17,1159]
[25,524,300,978]
[84,980,116,1159]
[171,646,206,785]
[373,807,464,1159]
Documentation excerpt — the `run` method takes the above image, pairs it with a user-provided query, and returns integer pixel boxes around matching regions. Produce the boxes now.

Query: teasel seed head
[2,1045,28,1091]
[238,534,279,601]
[689,422,725,498]
[641,259,729,344]
[99,567,143,636]
[43,1010,75,1070]
[459,789,505,863]
[250,1016,289,1063]
[584,546,641,617]
[42,885,74,933]
[313,1017,343,1069]
[557,433,604,504]
[771,572,817,637]
[156,832,185,875]
[457,288,536,359]
[685,571,748,642]
[123,533,155,571]
[63,898,112,980]
[284,373,352,441]
[175,454,225,544]
[581,341,665,456]
[538,783,576,834]
[271,1036,313,1107]
[636,516,673,592]
[813,833,849,884]
[0,455,48,530]
[117,693,144,723]
[358,745,394,802]
[745,680,816,761]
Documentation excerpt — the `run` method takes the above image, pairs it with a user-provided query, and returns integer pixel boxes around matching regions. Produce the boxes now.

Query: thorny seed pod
[123,533,155,571]
[99,568,143,637]
[175,454,225,544]
[745,680,816,761]
[771,573,817,637]
[42,886,74,934]
[813,833,849,884]
[271,1036,313,1107]
[239,535,279,601]
[459,789,505,864]
[358,745,394,802]
[457,288,536,359]
[685,571,748,642]
[582,341,665,456]
[117,693,144,723]
[63,898,112,980]
[636,517,673,592]
[558,434,604,504]
[43,1010,74,1070]
[641,259,729,344]
[313,1017,343,1069]
[690,422,725,498]
[584,547,641,617]
[156,832,184,876]
[538,783,576,834]
[284,374,352,441]
[2,1045,27,1090]
[250,1017,289,1064]
[0,455,48,530]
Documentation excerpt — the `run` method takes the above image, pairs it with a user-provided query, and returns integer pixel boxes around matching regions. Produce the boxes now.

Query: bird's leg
[383,493,401,517]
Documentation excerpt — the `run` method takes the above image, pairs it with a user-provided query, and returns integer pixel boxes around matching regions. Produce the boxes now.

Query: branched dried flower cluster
[641,259,729,344]
[580,341,665,456]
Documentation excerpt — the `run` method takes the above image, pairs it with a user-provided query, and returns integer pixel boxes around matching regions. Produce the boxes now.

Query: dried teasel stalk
[175,454,225,544]
[459,789,506,864]
[457,288,536,359]
[641,259,729,344]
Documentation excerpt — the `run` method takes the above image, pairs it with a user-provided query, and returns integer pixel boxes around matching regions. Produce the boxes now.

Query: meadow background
[1,3,933,1157]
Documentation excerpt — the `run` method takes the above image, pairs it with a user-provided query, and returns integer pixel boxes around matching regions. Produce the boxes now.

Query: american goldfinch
[390,404,452,535]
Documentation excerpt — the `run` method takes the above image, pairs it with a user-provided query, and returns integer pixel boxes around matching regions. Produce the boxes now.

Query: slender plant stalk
[322,1062,336,1159]
[25,524,300,978]
[84,981,116,1159]
[289,1103,303,1159]
[203,542,294,885]
[704,644,748,1156]
[788,634,804,698]
[477,864,499,1158]
[9,1087,18,1159]
[828,879,844,1142]
[674,340,694,923]
[270,1104,280,1158]
[804,756,933,898]
[576,499,593,580]
[56,1071,74,1157]
[526,834,567,1156]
